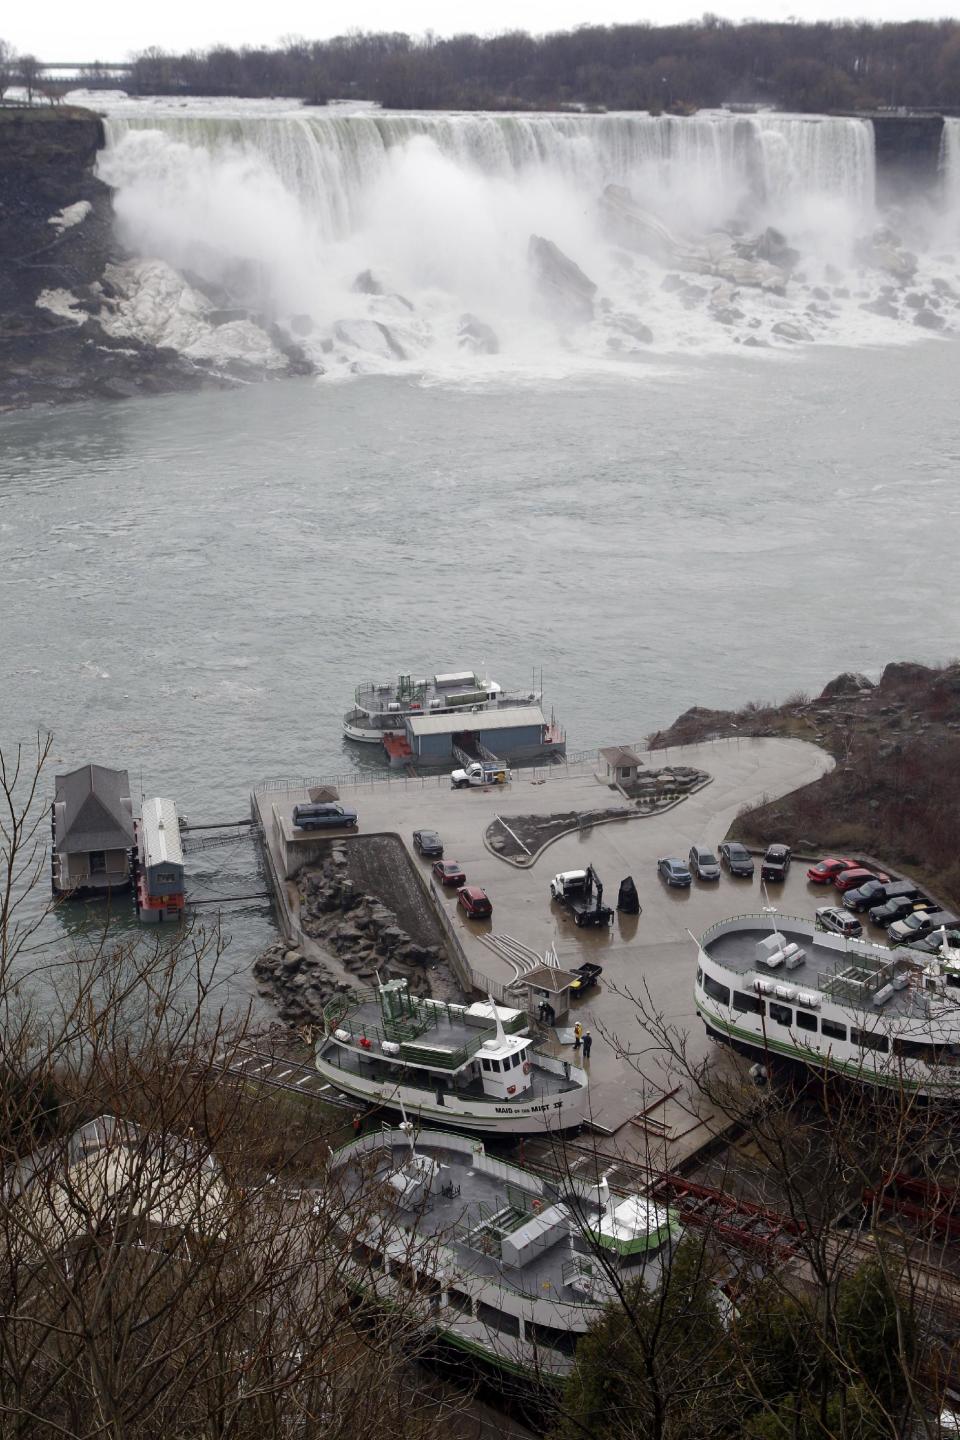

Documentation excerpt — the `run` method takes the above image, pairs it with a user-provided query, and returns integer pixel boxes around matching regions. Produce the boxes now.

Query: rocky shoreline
[253,841,459,1026]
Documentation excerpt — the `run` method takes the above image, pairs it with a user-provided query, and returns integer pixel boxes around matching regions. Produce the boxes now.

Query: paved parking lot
[258,736,844,1163]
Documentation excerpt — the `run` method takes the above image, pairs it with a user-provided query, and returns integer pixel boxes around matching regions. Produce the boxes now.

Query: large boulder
[458,313,500,354]
[528,235,597,323]
[878,661,935,691]
[819,672,875,700]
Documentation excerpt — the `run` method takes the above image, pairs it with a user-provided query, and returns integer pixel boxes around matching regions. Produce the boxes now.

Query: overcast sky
[7,0,957,62]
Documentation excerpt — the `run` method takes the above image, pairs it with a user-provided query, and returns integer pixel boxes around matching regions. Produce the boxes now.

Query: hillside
[650,660,960,909]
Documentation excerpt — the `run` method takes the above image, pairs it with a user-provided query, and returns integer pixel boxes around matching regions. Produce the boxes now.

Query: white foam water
[81,96,960,378]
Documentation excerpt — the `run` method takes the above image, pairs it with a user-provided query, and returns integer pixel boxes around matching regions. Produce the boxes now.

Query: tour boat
[315,978,589,1135]
[318,1122,679,1378]
[694,913,960,1097]
[343,668,541,744]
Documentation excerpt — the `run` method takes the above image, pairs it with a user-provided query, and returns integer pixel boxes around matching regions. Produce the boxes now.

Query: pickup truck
[761,844,791,882]
[450,762,511,789]
[568,963,603,994]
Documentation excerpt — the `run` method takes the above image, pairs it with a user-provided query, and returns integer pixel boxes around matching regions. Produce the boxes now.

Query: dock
[251,737,832,1171]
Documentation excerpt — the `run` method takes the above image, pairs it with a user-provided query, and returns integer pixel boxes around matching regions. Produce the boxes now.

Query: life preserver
[522,1061,532,1075]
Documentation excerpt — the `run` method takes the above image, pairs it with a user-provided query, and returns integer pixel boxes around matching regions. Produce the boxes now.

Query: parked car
[889,909,958,947]
[458,885,492,919]
[718,842,755,878]
[848,879,924,913]
[433,860,466,887]
[910,928,960,956]
[761,845,791,882]
[689,844,721,881]
[834,866,889,894]
[292,802,359,830]
[869,895,928,927]
[658,856,692,888]
[815,906,863,939]
[842,878,890,912]
[806,856,857,884]
[412,829,443,857]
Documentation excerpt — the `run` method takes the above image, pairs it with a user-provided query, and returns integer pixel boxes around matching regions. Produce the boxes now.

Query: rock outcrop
[528,235,597,323]
[253,842,455,1026]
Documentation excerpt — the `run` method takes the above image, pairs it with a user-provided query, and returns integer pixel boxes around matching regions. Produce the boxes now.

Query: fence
[251,749,600,800]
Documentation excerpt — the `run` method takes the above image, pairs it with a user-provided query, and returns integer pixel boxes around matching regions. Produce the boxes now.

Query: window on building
[89,851,106,875]
[733,991,764,1016]
[769,1003,792,1026]
[796,1011,817,1033]
[851,1028,889,1054]
[821,1019,847,1042]
[703,975,730,1005]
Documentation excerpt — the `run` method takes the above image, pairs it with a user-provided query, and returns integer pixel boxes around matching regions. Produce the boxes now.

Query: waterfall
[102,109,877,245]
[941,118,960,219]
[78,100,956,377]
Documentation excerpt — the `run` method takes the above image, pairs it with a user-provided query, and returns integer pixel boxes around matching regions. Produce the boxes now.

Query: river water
[2,341,958,988]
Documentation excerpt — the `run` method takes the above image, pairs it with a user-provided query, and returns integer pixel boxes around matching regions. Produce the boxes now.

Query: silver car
[689,844,721,881]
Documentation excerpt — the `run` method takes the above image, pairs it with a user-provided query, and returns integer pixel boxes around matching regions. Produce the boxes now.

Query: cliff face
[0,107,312,411]
[0,106,208,409]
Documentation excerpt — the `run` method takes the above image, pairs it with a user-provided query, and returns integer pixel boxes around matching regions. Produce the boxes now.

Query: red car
[458,885,492,919]
[433,860,466,887]
[806,856,856,884]
[834,866,890,893]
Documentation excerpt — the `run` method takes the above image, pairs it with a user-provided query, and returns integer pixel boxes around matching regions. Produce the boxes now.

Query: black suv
[761,844,791,882]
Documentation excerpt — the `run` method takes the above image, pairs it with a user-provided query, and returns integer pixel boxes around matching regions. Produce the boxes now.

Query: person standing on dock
[352,1113,363,1137]
[582,1031,593,1060]
[574,1022,583,1050]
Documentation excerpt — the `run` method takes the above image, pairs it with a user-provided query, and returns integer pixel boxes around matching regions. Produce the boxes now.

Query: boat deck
[342,1140,667,1304]
[704,924,929,1022]
[318,1037,580,1104]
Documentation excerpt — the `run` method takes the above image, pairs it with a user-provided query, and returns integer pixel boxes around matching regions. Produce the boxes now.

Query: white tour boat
[343,669,541,745]
[319,1122,679,1379]
[694,913,960,1097]
[315,978,589,1135]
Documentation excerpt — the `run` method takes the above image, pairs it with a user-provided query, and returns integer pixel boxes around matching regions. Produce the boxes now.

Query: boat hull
[315,1048,587,1134]
[342,720,387,744]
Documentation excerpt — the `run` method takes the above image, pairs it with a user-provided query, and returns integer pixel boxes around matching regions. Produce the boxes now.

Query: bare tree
[0,39,17,102]
[17,53,41,105]
[0,739,472,1440]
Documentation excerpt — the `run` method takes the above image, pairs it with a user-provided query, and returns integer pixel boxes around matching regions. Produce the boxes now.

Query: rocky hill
[0,106,312,411]
[650,660,960,908]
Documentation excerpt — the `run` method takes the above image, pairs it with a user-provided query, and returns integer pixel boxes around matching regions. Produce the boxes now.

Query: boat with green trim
[318,1122,679,1379]
[695,913,960,1096]
[315,977,589,1135]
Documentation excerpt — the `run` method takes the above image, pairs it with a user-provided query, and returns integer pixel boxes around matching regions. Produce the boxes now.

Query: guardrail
[252,750,601,800]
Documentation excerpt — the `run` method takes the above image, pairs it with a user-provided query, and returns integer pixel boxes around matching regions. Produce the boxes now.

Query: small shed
[524,964,578,1026]
[53,764,134,895]
[599,745,644,786]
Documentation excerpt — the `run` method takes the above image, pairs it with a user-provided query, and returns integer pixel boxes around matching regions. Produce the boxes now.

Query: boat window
[512,1052,522,1068]
[821,1019,847,1041]
[851,1028,889,1053]
[446,1288,474,1316]
[796,1011,817,1033]
[893,1037,933,1060]
[490,1059,502,1073]
[769,1003,792,1026]
[696,966,704,988]
[703,975,730,1005]
[733,991,764,1016]
[528,1320,578,1356]
[481,1058,491,1072]
[477,1301,520,1337]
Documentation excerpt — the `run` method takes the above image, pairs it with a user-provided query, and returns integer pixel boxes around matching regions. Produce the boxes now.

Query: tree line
[121,19,960,114]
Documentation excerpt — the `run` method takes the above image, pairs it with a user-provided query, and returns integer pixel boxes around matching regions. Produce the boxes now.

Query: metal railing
[252,750,600,800]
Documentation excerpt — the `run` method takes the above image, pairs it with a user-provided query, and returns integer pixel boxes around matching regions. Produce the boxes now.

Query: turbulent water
[57,96,960,381]
[3,342,960,990]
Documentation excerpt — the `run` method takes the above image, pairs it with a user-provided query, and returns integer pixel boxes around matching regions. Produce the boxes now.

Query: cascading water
[71,98,959,377]
[941,118,960,222]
